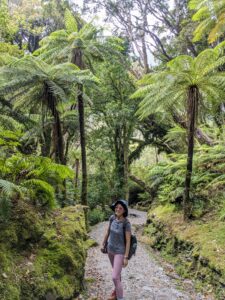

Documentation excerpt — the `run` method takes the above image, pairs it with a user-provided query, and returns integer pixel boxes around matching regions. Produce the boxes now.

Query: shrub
[88,208,105,225]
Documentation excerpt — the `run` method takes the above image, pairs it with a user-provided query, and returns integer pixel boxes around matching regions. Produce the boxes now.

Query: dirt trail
[79,209,214,300]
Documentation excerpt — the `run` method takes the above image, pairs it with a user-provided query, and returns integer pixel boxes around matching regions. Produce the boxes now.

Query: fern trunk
[184,85,199,221]
[71,49,88,210]
[44,84,64,165]
[77,83,87,206]
[74,158,80,188]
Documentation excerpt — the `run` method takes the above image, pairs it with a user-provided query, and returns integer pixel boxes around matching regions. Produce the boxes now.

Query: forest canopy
[0,0,225,299]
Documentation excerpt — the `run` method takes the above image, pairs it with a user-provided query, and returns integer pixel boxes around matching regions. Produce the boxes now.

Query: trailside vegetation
[0,0,225,299]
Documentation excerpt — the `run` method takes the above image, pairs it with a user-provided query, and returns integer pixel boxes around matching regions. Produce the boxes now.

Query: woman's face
[115,204,125,217]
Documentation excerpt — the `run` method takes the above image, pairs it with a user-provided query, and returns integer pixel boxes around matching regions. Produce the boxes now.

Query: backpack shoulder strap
[109,214,115,228]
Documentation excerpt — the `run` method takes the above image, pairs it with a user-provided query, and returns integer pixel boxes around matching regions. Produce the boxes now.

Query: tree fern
[0,114,24,131]
[190,0,225,43]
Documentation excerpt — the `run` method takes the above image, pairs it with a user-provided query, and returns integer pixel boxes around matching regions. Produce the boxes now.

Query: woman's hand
[100,242,107,253]
[123,257,128,268]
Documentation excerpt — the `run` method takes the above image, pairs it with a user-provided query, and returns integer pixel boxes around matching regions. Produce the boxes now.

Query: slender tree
[89,46,137,200]
[133,45,225,220]
[36,9,103,207]
[0,55,96,165]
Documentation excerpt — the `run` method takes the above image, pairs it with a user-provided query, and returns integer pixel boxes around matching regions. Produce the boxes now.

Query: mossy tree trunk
[44,83,64,165]
[114,124,130,201]
[114,126,125,198]
[183,85,199,221]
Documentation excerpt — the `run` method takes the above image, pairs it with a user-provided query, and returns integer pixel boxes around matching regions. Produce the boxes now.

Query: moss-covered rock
[0,203,87,300]
[145,205,225,299]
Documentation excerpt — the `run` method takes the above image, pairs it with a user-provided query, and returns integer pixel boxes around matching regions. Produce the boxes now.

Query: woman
[101,199,131,300]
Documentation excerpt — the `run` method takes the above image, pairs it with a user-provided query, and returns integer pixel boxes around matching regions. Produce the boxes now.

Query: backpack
[123,220,137,260]
[109,215,137,260]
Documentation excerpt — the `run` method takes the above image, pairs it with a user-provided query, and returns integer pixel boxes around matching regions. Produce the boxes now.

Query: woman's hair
[111,199,128,217]
[115,203,128,217]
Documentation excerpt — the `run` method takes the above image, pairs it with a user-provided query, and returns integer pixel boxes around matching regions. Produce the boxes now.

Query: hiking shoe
[107,290,116,300]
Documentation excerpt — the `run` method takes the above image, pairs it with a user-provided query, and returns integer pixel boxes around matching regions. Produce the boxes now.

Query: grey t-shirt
[107,214,131,254]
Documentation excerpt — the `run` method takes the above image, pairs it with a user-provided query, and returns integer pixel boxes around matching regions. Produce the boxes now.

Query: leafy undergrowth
[0,202,88,300]
[145,204,225,299]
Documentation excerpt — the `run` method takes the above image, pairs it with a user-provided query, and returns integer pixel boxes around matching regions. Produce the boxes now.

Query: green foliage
[0,55,96,109]
[0,195,11,221]
[88,173,112,209]
[35,10,102,67]
[0,42,22,57]
[219,196,225,221]
[0,179,24,198]
[189,0,225,44]
[88,208,105,225]
[0,129,75,218]
[144,142,225,217]
[133,46,225,120]
[0,1,17,41]
[65,8,78,33]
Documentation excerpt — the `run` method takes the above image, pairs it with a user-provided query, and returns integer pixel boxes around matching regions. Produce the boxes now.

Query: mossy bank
[144,205,225,299]
[0,201,88,300]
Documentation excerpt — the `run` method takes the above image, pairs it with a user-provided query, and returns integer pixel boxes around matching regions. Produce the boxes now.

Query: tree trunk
[155,146,159,163]
[74,158,80,189]
[129,174,153,196]
[114,126,125,198]
[171,110,213,146]
[73,158,80,203]
[123,125,129,202]
[77,84,88,207]
[62,179,67,207]
[45,84,64,165]
[183,86,199,221]
[141,35,150,74]
[41,127,52,158]
[53,112,64,164]
[71,49,88,209]
[142,12,150,74]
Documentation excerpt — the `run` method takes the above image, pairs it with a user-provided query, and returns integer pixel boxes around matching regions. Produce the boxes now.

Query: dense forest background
[0,0,225,299]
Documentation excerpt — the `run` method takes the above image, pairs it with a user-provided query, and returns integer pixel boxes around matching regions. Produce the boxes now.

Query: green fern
[189,0,225,43]
[64,9,78,33]
[0,179,24,197]
[21,179,55,208]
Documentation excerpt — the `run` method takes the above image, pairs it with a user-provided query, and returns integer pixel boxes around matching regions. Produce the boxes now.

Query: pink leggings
[108,251,124,299]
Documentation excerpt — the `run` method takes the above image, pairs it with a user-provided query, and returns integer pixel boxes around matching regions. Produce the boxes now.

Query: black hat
[110,199,128,217]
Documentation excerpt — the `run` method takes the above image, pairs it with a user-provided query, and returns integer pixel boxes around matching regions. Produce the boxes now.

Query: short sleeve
[109,214,115,222]
[125,220,131,232]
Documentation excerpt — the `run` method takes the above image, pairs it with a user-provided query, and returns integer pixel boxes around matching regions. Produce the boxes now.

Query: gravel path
[79,209,215,300]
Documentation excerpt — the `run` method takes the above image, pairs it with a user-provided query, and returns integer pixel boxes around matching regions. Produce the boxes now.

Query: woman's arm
[101,223,110,249]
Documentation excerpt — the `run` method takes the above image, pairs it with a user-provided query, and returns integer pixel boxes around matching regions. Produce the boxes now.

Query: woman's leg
[111,254,124,299]
[108,252,116,297]
[108,251,114,267]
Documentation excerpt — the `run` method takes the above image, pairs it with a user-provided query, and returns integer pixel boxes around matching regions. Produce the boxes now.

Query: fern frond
[0,179,24,197]
[65,9,78,33]
[22,179,55,208]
